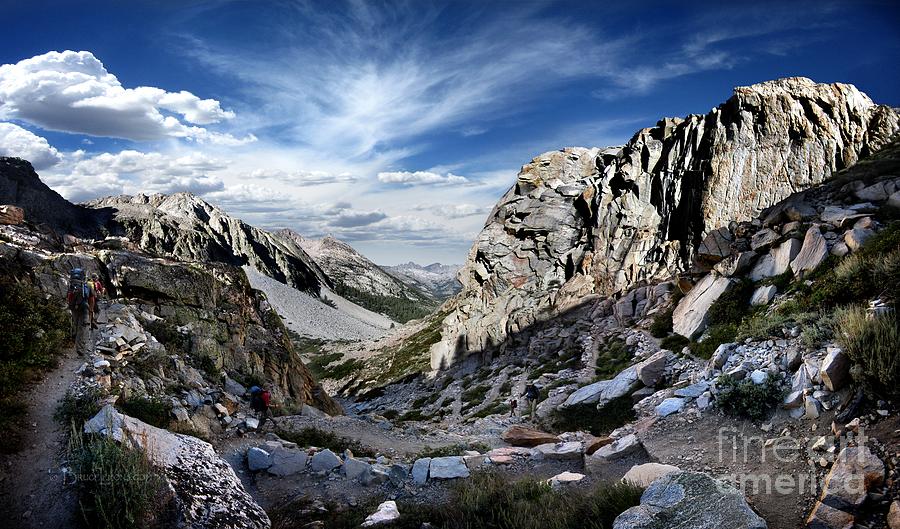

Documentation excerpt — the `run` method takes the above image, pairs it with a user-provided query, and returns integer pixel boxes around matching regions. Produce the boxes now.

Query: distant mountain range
[383,262,461,300]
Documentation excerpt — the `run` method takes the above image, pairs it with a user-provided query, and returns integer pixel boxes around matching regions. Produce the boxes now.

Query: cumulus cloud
[0,122,61,169]
[377,170,470,186]
[0,50,254,144]
[330,209,388,228]
[44,149,227,201]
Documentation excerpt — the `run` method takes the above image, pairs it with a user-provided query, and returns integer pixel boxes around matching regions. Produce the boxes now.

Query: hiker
[249,385,273,430]
[87,273,103,327]
[509,398,518,417]
[524,383,539,421]
[67,268,96,355]
[89,273,105,299]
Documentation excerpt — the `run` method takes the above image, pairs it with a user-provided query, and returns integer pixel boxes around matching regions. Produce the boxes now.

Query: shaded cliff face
[88,193,330,294]
[432,77,900,369]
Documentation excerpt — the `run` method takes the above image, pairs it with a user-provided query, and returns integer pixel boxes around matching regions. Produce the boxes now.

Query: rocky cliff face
[88,193,330,294]
[432,78,899,369]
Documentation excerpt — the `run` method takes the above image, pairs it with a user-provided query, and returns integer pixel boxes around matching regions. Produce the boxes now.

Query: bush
[715,374,784,421]
[834,305,900,397]
[708,279,756,327]
[67,430,171,528]
[268,472,643,529]
[56,386,104,428]
[116,395,172,428]
[549,395,635,436]
[594,338,632,379]
[275,426,376,457]
[650,305,675,338]
[690,323,737,360]
[660,333,689,352]
[0,278,70,440]
[416,442,490,459]
[332,282,437,323]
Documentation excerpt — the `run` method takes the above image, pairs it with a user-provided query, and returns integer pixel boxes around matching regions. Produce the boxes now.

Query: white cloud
[377,170,470,186]
[248,168,358,186]
[0,122,61,169]
[414,203,487,219]
[0,50,254,144]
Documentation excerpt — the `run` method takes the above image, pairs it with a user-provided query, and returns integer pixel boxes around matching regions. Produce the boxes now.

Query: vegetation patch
[275,426,376,457]
[594,338,632,379]
[55,386,104,429]
[333,282,437,323]
[268,471,642,529]
[67,429,172,529]
[549,395,635,436]
[0,277,70,450]
[116,395,172,428]
[371,310,449,384]
[659,333,689,352]
[416,442,490,459]
[715,373,784,421]
[835,305,900,397]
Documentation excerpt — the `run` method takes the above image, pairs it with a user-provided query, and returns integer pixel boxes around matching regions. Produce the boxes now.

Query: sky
[0,1,898,265]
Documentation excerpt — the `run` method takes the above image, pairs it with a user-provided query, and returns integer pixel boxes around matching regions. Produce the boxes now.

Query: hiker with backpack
[524,383,540,421]
[67,268,96,355]
[249,386,274,430]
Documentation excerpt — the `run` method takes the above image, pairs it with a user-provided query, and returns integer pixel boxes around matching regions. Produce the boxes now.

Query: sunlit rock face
[432,77,899,369]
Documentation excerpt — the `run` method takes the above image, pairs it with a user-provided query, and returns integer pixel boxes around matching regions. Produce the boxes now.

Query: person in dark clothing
[524,384,540,421]
[250,386,274,430]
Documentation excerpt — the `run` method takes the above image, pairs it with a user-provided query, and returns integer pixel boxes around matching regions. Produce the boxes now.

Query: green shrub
[594,338,632,379]
[660,333,689,352]
[0,278,70,439]
[332,282,436,323]
[549,395,635,436]
[650,305,675,338]
[68,429,170,529]
[834,305,900,396]
[708,279,756,327]
[398,409,428,422]
[275,426,376,457]
[142,319,190,355]
[690,323,737,360]
[416,442,491,459]
[56,386,104,428]
[269,472,643,529]
[116,395,172,428]
[461,384,490,408]
[470,401,509,419]
[715,373,784,421]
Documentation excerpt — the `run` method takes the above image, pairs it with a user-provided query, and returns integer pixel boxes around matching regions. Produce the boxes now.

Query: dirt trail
[0,346,83,528]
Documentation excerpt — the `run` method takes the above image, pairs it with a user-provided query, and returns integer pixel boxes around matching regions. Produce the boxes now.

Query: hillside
[383,262,461,300]
[291,232,440,322]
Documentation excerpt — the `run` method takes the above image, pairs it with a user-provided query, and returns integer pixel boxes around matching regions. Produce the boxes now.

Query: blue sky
[0,0,898,264]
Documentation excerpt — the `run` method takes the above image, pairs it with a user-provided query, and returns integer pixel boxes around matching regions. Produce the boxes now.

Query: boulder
[268,446,308,477]
[750,285,777,306]
[584,436,614,455]
[636,351,668,387]
[622,463,681,488]
[343,457,373,483]
[247,447,273,471]
[711,342,736,369]
[889,190,900,209]
[820,446,884,510]
[791,227,828,275]
[672,273,733,339]
[655,397,685,417]
[750,229,779,251]
[820,349,850,391]
[855,182,889,201]
[309,449,342,473]
[300,403,329,418]
[501,425,560,447]
[429,456,470,479]
[613,471,766,529]
[821,206,860,226]
[697,227,733,263]
[548,471,585,489]
[714,251,758,277]
[0,205,24,225]
[533,441,583,461]
[84,405,270,529]
[563,366,640,408]
[888,501,900,529]
[749,370,768,385]
[674,381,708,399]
[831,241,850,257]
[783,390,804,409]
[592,434,643,462]
[843,228,873,252]
[805,502,854,529]
[362,500,400,527]
[411,458,431,484]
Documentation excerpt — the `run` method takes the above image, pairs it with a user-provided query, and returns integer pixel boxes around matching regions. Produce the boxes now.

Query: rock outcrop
[85,405,270,529]
[431,78,899,368]
[88,193,329,294]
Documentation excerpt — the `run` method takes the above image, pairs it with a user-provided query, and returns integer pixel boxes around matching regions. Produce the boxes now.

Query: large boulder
[591,434,644,462]
[791,226,829,275]
[85,405,270,529]
[267,446,308,477]
[532,441,583,461]
[362,501,400,527]
[0,204,24,225]
[309,449,342,473]
[429,456,470,479]
[820,348,850,391]
[636,351,669,387]
[819,446,884,510]
[501,425,560,447]
[563,365,641,408]
[613,471,766,529]
[622,463,681,488]
[672,273,733,339]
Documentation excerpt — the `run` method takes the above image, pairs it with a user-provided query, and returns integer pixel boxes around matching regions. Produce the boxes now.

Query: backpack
[67,269,89,311]
[249,388,267,412]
